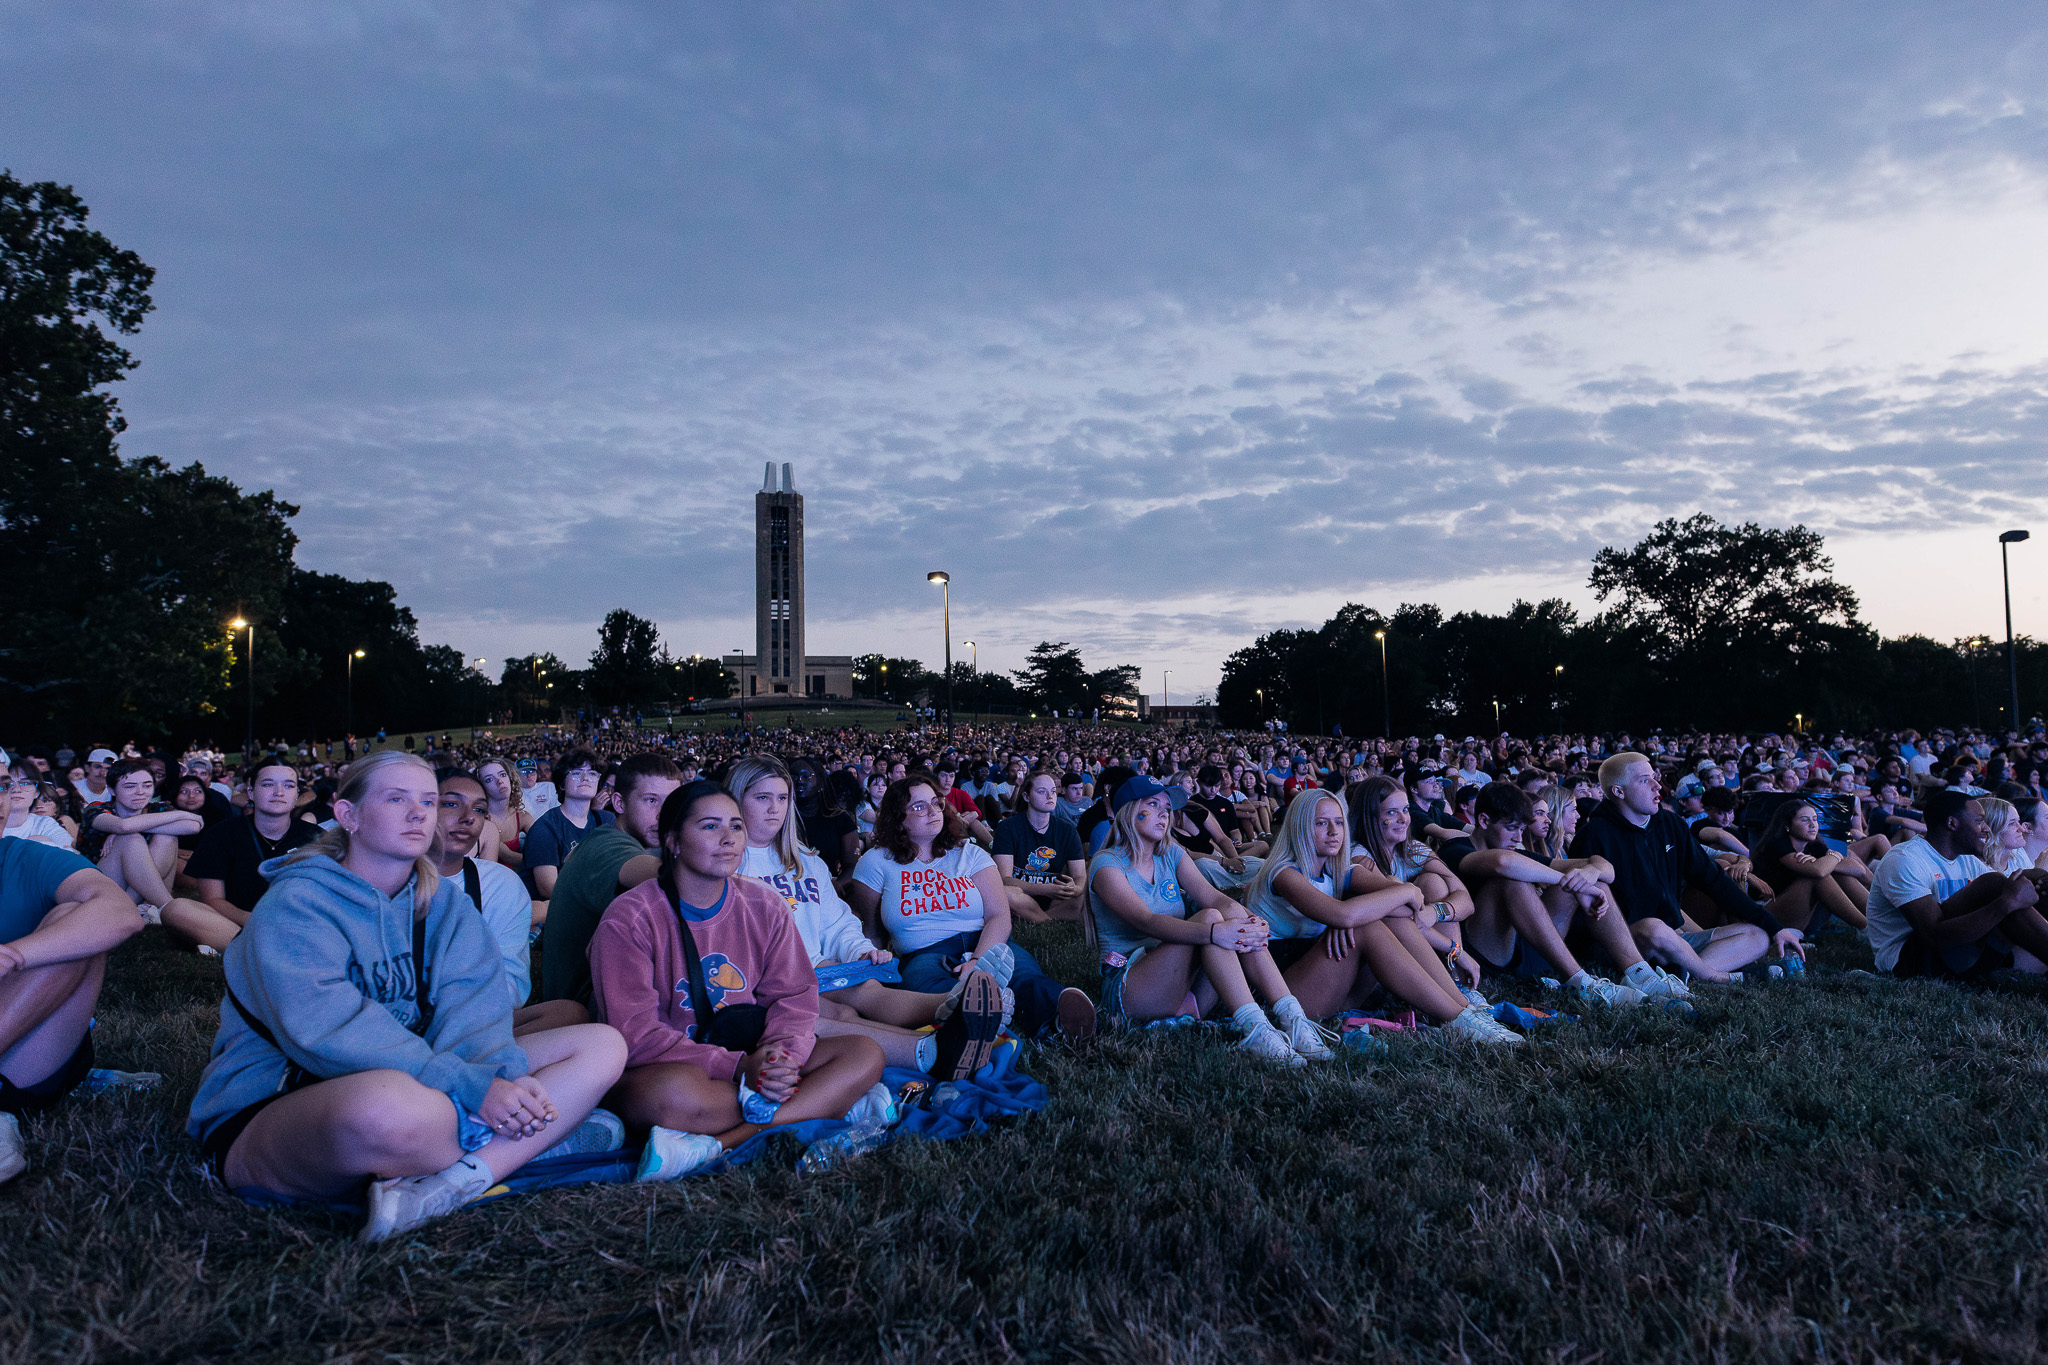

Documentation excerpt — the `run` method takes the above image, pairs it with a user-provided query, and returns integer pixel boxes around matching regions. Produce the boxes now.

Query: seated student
[473,756,533,871]
[4,770,74,850]
[522,748,613,908]
[727,756,998,1078]
[1438,780,1688,1002]
[1752,798,1870,932]
[165,773,219,893]
[80,759,204,917]
[28,781,80,850]
[933,764,994,846]
[1244,786,1522,1045]
[589,782,886,1181]
[848,772,1096,1040]
[852,771,888,844]
[1447,783,1480,835]
[1406,769,1463,845]
[790,758,860,881]
[157,762,322,954]
[1191,765,1269,858]
[1866,777,1925,844]
[1086,774,1310,1064]
[993,768,1088,925]
[435,771,586,1036]
[1055,772,1092,828]
[1570,753,1797,983]
[1865,788,2048,980]
[540,754,683,1008]
[1349,775,1480,990]
[0,831,145,1182]
[184,750,627,1240]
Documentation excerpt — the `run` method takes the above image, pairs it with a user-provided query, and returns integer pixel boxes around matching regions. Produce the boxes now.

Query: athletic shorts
[200,1093,287,1182]
[0,1031,94,1116]
[1891,931,2013,984]
[1681,930,1716,954]
[1471,933,1557,980]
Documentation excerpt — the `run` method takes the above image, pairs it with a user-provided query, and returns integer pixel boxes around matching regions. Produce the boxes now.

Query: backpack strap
[463,857,483,916]
[413,899,435,1040]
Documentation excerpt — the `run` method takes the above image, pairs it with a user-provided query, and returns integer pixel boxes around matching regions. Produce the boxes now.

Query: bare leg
[1006,886,1051,925]
[1383,916,1466,999]
[161,898,245,952]
[1467,879,1587,980]
[99,833,176,909]
[825,979,951,1028]
[1766,879,1819,934]
[1572,888,1648,972]
[1632,919,1764,981]
[224,1024,625,1199]
[513,998,588,1036]
[1289,920,1467,1022]
[608,1035,884,1150]
[1821,872,1868,925]
[0,953,102,1086]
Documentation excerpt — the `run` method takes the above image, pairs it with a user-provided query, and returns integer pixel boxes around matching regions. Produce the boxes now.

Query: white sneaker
[359,1160,491,1242]
[1444,1006,1526,1045]
[1457,984,1490,1010]
[1569,975,1646,1008]
[1628,964,1692,1001]
[844,1081,898,1129]
[1280,1013,1335,1061]
[635,1126,724,1183]
[0,1113,25,1184]
[1238,1021,1308,1067]
[196,945,220,958]
[138,903,163,926]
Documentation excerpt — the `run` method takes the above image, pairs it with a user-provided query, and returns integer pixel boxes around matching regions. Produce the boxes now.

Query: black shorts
[1470,933,1556,980]
[0,1031,94,1116]
[1269,936,1319,971]
[200,1093,287,1182]
[1891,932,2013,983]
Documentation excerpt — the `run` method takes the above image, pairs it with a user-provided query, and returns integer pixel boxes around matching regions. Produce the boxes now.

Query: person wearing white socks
[1244,789,1523,1046]
[1087,775,1320,1065]
[183,751,627,1242]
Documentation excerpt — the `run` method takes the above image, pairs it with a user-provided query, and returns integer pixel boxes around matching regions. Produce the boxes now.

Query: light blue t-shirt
[1089,846,1186,962]
[1245,862,1340,941]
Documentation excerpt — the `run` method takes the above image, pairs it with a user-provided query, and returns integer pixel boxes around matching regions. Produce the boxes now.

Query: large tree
[587,608,666,708]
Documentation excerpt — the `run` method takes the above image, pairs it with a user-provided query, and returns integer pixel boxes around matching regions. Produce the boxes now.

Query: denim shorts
[1099,946,1151,1020]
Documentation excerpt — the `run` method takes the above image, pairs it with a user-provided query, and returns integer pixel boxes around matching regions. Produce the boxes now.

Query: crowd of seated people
[6,716,2048,1238]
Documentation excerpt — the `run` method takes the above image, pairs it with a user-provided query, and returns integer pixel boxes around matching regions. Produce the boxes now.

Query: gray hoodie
[186,852,530,1143]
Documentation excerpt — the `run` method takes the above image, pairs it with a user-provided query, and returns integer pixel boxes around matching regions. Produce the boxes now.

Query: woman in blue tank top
[1086,776,1321,1066]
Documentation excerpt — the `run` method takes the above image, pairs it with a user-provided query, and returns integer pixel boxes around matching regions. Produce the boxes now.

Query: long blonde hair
[1981,796,2023,872]
[275,749,442,918]
[726,753,807,874]
[1246,786,1348,910]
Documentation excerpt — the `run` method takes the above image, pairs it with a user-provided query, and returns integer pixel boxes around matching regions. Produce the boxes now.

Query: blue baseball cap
[1112,775,1189,813]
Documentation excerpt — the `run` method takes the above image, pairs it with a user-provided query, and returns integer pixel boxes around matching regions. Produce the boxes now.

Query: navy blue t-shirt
[524,805,616,873]
[0,839,94,942]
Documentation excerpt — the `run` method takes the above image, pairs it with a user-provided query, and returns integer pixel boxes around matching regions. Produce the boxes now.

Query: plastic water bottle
[1766,964,1785,981]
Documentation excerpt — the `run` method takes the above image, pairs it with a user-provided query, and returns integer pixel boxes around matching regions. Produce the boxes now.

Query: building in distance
[723,462,854,699]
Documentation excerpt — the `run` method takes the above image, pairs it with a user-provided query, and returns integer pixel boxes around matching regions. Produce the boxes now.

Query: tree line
[1218,513,2040,736]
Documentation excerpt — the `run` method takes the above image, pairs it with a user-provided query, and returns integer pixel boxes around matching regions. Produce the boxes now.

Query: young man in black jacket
[1569,753,1800,982]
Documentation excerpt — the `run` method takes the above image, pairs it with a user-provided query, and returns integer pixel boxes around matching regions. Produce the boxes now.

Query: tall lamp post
[964,640,978,723]
[1552,663,1563,731]
[230,617,254,761]
[927,571,953,738]
[1374,630,1390,739]
[1162,669,1171,721]
[2002,529,2031,734]
[472,658,489,742]
[346,648,365,741]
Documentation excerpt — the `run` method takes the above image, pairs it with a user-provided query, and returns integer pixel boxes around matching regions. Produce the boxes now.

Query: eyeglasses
[905,800,936,814]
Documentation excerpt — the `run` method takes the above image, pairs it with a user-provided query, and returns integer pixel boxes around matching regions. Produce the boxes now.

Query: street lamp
[1492,698,1502,731]
[2002,529,2030,734]
[471,658,488,741]
[927,571,953,738]
[229,617,253,761]
[1374,630,1390,739]
[1163,670,1171,716]
[1552,664,1563,729]
[346,648,366,740]
[964,641,978,723]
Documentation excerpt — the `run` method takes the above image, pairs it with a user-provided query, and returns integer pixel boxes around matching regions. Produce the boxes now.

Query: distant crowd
[4,718,2043,1239]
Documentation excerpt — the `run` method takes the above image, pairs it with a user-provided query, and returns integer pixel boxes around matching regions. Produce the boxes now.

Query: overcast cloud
[8,2,2048,695]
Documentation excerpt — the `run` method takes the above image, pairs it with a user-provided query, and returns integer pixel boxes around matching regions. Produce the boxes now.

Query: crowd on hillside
[4,717,2046,1240]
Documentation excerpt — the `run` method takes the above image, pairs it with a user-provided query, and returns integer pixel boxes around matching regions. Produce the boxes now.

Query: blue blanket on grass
[229,1037,1047,1213]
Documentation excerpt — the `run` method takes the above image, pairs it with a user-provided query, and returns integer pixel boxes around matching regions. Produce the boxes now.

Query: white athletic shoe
[1457,984,1490,1010]
[1238,1021,1308,1067]
[1627,963,1693,1001]
[1569,975,1646,1008]
[359,1160,491,1242]
[0,1113,25,1184]
[635,1126,724,1183]
[1444,1006,1526,1045]
[138,903,163,926]
[1281,1013,1336,1061]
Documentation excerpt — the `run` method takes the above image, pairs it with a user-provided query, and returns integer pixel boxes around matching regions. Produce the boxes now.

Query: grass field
[7,922,2048,1363]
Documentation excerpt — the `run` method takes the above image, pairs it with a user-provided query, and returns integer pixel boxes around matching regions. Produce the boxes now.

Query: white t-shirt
[850,842,998,952]
[460,857,535,1007]
[740,843,875,967]
[3,814,74,850]
[522,782,560,817]
[72,779,110,806]
[1865,838,1993,973]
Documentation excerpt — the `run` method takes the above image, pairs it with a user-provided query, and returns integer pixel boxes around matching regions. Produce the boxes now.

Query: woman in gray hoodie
[186,750,627,1242]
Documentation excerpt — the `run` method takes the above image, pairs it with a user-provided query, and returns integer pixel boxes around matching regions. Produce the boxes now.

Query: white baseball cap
[87,748,117,764]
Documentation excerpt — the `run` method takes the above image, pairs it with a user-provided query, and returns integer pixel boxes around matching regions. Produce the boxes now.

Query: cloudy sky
[11,3,2048,699]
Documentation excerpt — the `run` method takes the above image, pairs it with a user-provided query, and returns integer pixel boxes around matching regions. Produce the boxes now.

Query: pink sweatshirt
[587,875,819,1080]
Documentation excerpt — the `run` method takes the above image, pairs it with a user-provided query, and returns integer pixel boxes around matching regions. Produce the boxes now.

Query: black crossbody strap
[224,980,317,1093]
[661,877,714,1043]
[413,896,436,1039]
[463,858,483,915]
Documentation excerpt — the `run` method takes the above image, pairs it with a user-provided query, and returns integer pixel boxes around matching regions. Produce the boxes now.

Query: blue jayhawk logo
[674,954,750,1013]
[1020,845,1058,880]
